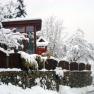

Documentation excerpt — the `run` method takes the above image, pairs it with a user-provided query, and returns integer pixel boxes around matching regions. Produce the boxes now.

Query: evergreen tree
[15,0,27,18]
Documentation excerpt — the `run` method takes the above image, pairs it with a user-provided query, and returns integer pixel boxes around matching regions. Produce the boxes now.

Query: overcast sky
[1,0,94,43]
[24,0,94,43]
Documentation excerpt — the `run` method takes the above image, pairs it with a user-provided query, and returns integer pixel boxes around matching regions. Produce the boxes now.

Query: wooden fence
[58,61,91,71]
[0,51,22,68]
[0,51,7,68]
[0,50,92,71]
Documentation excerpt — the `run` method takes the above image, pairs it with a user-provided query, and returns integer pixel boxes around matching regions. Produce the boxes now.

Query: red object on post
[36,36,48,55]
[36,47,47,55]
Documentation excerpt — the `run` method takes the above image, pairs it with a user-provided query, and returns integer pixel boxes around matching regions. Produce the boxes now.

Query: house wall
[2,19,42,54]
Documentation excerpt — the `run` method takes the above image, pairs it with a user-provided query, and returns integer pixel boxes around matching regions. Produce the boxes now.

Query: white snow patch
[35,78,41,86]
[40,68,48,71]
[55,67,64,77]
[0,83,94,94]
[0,28,29,50]
[59,85,94,94]
[0,83,58,94]
[0,68,21,72]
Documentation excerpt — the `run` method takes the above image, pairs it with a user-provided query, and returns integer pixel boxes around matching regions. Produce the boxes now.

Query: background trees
[63,29,94,63]
[15,0,27,18]
[42,17,94,64]
[41,16,64,57]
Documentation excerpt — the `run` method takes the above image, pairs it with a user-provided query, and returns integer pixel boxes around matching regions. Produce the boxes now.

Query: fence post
[6,55,9,68]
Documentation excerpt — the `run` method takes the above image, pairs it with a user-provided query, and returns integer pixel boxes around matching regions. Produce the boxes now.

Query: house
[0,18,42,68]
[2,18,42,54]
[36,36,48,55]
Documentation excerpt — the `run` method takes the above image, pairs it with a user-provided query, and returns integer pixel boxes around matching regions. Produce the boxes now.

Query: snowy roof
[36,36,48,46]
[2,18,42,31]
[2,18,41,22]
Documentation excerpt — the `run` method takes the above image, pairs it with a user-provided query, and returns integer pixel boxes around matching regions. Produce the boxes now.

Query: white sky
[24,0,94,43]
[1,0,94,43]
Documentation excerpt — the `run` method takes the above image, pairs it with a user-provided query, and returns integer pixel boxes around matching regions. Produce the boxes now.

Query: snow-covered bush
[0,27,29,52]
[19,51,38,70]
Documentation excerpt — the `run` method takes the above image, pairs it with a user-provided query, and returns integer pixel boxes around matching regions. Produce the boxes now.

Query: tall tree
[42,16,64,57]
[3,1,16,19]
[15,0,27,17]
[64,29,94,63]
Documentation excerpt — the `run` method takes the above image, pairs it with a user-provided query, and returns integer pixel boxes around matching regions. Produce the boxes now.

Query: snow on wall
[55,67,64,77]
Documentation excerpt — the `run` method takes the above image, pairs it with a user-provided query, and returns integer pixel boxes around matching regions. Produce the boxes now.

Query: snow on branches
[0,27,29,52]
[63,29,94,63]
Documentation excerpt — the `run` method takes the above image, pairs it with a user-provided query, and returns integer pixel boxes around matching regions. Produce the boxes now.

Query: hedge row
[0,70,92,90]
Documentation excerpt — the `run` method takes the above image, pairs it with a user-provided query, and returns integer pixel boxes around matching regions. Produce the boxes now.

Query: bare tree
[42,16,64,57]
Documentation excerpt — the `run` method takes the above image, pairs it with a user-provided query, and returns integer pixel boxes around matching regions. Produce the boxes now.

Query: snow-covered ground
[0,83,94,94]
[0,83,58,94]
[0,68,21,72]
[0,67,93,94]
[59,85,94,94]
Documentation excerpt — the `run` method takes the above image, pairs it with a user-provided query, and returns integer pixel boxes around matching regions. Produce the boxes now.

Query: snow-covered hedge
[0,70,92,90]
[19,51,39,70]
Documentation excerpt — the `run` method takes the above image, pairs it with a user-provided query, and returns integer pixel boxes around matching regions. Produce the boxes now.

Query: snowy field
[0,83,94,94]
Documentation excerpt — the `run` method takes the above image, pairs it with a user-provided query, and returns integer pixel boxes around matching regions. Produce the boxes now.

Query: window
[16,27,25,33]
[26,26,34,33]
